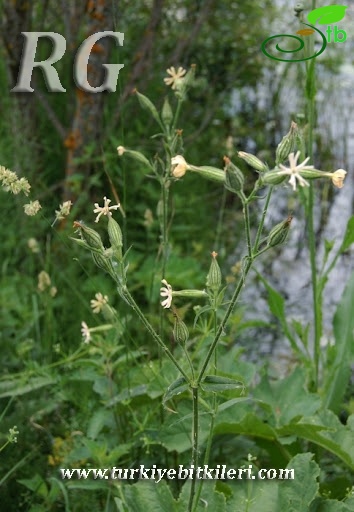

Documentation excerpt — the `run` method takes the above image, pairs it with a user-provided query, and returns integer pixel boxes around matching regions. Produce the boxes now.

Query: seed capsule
[108,216,123,260]
[206,251,222,293]
[75,222,104,252]
[275,122,298,165]
[267,215,293,247]
[224,156,244,193]
[238,152,268,173]
[173,314,189,345]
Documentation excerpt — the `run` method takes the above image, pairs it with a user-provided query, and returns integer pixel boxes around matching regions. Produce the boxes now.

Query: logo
[261,5,347,62]
[11,31,124,93]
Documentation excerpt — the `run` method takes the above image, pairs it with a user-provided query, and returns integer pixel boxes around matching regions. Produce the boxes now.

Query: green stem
[305,27,321,390]
[242,193,252,259]
[188,385,199,512]
[197,255,253,385]
[121,287,190,381]
[193,312,218,508]
[172,99,184,132]
[254,187,274,253]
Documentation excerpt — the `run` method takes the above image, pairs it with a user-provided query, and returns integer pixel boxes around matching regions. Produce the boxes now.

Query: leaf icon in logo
[307,5,347,25]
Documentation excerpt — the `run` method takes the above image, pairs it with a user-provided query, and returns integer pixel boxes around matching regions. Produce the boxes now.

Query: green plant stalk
[189,187,272,509]
[120,287,190,381]
[171,98,184,133]
[305,28,321,390]
[188,385,199,512]
[197,185,272,384]
[241,192,253,259]
[253,187,274,253]
[197,255,254,385]
[161,178,170,279]
[193,311,218,508]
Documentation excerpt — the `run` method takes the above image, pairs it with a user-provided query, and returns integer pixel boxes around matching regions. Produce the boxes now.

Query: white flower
[160,279,173,309]
[55,200,72,220]
[90,292,109,313]
[330,169,346,188]
[171,155,189,178]
[93,196,120,223]
[23,200,42,216]
[28,238,40,253]
[117,146,125,156]
[164,66,186,90]
[38,270,51,292]
[81,321,91,344]
[277,151,314,191]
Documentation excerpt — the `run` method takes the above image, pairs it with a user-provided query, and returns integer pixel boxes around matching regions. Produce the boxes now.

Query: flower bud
[260,170,287,186]
[238,152,268,173]
[92,251,116,277]
[275,121,298,165]
[108,216,123,260]
[171,155,189,178]
[74,221,104,252]
[206,251,222,293]
[189,165,225,183]
[173,314,189,345]
[161,97,173,128]
[134,89,163,128]
[267,216,293,248]
[182,64,196,89]
[117,147,153,170]
[224,156,244,193]
[331,169,346,188]
[172,289,208,299]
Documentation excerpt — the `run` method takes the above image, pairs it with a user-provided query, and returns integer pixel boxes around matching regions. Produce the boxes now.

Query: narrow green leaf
[201,375,244,392]
[323,269,354,412]
[341,215,354,252]
[257,274,285,323]
[163,377,189,406]
[0,376,56,398]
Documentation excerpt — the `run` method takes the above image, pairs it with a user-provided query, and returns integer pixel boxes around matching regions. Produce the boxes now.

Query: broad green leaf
[163,377,189,406]
[18,474,48,497]
[278,410,354,469]
[160,403,210,453]
[122,480,177,512]
[253,367,321,427]
[323,269,354,412]
[214,410,277,440]
[147,359,181,399]
[341,215,354,252]
[87,408,114,439]
[178,481,227,511]
[307,5,347,25]
[107,384,148,406]
[201,375,244,392]
[310,498,354,511]
[225,453,319,512]
[226,480,279,512]
[278,453,319,511]
[217,347,256,385]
